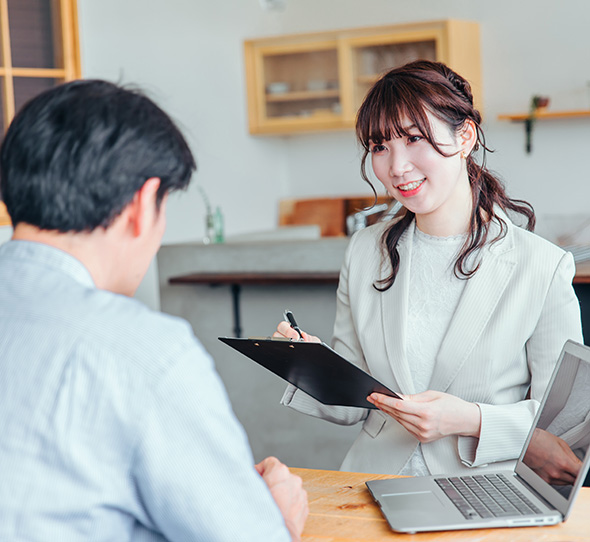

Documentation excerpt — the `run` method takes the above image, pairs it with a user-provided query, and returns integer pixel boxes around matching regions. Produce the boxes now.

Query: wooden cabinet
[244,19,481,135]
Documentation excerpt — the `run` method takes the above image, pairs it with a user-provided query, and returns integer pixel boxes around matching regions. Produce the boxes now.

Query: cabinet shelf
[269,111,341,123]
[498,109,590,122]
[266,89,340,102]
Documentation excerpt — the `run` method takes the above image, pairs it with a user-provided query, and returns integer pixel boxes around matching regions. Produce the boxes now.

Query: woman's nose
[389,149,412,177]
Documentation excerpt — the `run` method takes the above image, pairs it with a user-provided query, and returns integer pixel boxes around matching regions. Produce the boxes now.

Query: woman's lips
[396,178,425,197]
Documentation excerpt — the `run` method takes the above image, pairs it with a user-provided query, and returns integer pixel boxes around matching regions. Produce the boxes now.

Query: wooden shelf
[266,89,340,102]
[498,109,590,122]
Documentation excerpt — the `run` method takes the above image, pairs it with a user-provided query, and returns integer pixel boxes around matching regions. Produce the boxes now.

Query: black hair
[0,79,196,231]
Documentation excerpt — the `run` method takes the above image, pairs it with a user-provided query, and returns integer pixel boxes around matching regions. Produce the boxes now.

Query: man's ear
[128,177,162,237]
[459,119,477,156]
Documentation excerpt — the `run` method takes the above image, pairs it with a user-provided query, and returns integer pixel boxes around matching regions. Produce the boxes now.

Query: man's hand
[367,390,481,443]
[523,428,582,485]
[255,457,308,542]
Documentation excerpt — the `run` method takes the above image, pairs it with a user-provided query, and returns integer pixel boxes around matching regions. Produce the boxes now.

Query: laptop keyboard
[435,474,542,520]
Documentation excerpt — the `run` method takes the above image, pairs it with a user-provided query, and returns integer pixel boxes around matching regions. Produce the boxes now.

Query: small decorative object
[266,81,290,94]
[307,79,328,91]
[204,212,215,245]
[213,206,224,243]
[525,95,550,154]
[197,185,215,244]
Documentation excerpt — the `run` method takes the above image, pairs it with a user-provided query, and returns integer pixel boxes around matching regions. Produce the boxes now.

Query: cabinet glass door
[352,40,436,109]
[262,48,340,120]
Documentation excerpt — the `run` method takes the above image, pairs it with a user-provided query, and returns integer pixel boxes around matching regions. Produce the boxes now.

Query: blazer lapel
[429,220,517,393]
[381,221,416,395]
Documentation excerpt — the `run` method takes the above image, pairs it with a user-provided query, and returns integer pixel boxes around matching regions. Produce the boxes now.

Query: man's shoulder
[54,289,212,383]
[74,288,207,376]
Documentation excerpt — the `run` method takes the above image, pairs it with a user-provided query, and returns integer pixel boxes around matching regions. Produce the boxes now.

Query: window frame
[0,0,81,226]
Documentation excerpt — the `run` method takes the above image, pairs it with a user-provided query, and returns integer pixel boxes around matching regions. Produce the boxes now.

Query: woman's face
[369,111,472,234]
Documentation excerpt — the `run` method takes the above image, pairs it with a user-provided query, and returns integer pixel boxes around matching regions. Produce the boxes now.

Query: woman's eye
[408,135,423,143]
[370,144,386,153]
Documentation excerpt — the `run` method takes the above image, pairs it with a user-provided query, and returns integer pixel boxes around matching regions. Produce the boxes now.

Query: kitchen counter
[158,237,349,278]
[160,235,590,284]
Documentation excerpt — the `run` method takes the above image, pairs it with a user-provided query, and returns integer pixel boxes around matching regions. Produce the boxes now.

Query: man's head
[0,79,196,232]
[0,79,196,296]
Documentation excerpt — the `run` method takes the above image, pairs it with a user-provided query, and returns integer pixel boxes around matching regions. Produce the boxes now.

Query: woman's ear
[459,119,477,156]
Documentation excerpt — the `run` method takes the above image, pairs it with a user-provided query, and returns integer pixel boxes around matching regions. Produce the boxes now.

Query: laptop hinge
[513,473,557,511]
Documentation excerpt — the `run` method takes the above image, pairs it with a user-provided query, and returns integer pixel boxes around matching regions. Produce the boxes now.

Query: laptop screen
[520,346,590,503]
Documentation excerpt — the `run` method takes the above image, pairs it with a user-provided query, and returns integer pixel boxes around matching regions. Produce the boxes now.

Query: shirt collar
[0,240,96,288]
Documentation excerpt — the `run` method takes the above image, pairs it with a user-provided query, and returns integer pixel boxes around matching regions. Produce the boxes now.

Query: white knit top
[398,226,468,476]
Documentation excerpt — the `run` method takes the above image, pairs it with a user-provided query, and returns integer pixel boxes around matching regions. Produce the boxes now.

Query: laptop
[366,339,590,533]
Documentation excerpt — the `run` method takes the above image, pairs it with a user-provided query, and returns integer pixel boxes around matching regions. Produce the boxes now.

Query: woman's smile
[396,178,425,196]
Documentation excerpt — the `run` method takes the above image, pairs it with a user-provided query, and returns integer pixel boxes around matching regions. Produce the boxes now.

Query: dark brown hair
[355,60,535,290]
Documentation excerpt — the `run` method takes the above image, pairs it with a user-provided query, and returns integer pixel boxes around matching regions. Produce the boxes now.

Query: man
[0,80,307,541]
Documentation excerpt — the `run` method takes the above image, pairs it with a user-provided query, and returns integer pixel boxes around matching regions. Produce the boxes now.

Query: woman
[275,60,583,476]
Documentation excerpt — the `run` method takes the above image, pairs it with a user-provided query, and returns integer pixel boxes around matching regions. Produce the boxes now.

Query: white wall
[0,227,12,245]
[78,0,291,246]
[78,0,590,246]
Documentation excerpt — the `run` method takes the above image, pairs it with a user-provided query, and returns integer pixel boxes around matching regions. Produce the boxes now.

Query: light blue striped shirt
[0,240,290,541]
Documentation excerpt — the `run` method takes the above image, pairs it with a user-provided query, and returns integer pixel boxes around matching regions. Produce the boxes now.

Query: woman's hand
[367,390,481,443]
[273,320,321,343]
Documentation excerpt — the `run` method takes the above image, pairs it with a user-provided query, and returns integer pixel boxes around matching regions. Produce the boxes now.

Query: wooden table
[292,468,590,541]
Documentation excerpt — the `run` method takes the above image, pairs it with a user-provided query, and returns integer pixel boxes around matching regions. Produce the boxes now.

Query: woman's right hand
[273,321,321,343]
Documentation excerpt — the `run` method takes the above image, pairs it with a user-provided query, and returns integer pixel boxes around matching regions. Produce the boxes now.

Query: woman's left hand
[367,390,481,443]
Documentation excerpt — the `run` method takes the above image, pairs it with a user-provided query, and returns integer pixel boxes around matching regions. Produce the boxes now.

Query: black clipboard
[219,336,401,409]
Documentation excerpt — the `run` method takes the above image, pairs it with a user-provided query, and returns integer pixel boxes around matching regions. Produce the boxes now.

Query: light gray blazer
[282,216,583,475]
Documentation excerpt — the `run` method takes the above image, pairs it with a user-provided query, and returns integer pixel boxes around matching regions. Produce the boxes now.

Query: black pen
[283,310,303,340]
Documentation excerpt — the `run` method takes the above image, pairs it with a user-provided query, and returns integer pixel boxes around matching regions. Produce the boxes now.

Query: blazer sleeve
[458,251,583,467]
[280,232,369,426]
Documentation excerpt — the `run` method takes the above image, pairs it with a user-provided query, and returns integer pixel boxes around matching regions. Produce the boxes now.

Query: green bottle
[213,206,224,243]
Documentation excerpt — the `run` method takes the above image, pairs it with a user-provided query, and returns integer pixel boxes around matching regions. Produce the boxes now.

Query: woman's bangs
[368,103,410,145]
[359,79,431,147]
